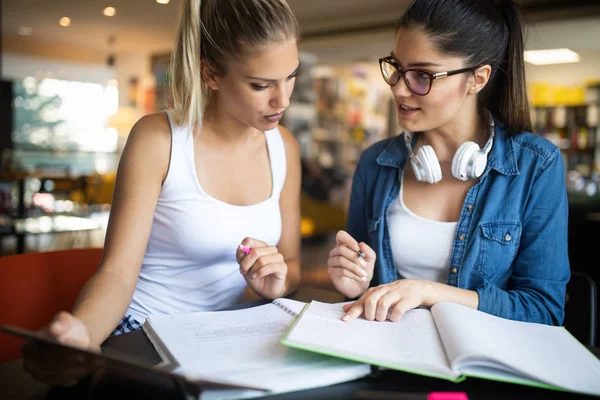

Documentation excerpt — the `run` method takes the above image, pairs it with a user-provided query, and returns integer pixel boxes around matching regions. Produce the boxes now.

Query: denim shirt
[346,121,570,326]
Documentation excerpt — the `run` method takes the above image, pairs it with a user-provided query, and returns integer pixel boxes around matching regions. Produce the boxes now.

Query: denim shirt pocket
[477,221,522,280]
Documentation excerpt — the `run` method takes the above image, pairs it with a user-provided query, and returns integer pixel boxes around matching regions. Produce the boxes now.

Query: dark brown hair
[397,0,532,135]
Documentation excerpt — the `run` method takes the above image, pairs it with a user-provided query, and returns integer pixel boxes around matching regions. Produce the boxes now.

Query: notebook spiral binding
[272,300,298,318]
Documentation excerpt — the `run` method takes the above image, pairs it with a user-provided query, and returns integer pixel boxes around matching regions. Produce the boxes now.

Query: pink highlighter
[239,244,252,255]
[356,391,468,400]
[428,393,468,400]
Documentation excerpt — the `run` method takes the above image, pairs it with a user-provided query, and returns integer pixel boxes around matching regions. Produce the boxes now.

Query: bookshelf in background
[531,82,600,196]
[307,63,393,176]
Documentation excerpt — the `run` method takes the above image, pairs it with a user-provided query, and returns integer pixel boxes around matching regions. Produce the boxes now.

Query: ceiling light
[18,26,33,36]
[59,17,71,27]
[524,49,580,66]
[156,0,170,4]
[104,7,116,17]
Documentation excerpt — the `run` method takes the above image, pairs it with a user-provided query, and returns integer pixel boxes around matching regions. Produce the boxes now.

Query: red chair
[0,248,103,363]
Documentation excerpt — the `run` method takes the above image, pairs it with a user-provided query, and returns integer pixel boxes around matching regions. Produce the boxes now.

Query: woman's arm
[71,113,172,346]
[428,283,479,309]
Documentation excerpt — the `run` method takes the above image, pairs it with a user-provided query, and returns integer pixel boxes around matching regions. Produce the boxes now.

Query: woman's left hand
[236,237,288,300]
[341,279,438,322]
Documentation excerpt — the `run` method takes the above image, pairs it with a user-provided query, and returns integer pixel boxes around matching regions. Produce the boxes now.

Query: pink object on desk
[429,393,468,400]
[239,244,251,254]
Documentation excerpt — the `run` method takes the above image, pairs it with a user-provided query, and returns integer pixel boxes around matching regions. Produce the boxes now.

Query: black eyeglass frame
[378,56,481,96]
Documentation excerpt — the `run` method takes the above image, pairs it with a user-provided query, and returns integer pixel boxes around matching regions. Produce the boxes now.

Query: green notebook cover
[281,301,599,397]
[281,303,466,383]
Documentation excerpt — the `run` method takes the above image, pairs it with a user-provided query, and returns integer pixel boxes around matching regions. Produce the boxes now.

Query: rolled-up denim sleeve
[476,148,570,325]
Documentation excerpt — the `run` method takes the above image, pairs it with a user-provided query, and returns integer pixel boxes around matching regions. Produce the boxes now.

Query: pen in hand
[239,244,252,255]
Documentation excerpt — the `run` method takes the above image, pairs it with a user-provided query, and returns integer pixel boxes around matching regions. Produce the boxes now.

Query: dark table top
[1,286,599,400]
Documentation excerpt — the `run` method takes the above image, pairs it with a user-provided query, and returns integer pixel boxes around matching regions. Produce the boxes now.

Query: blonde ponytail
[170,0,204,130]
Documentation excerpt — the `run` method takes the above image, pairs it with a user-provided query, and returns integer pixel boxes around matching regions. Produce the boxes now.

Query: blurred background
[1,0,599,299]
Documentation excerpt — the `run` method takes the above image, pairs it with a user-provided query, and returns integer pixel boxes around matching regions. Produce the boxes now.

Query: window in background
[10,77,120,176]
[12,77,118,152]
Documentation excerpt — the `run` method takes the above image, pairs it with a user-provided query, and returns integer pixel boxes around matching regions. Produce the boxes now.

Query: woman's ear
[201,60,220,91]
[469,65,492,95]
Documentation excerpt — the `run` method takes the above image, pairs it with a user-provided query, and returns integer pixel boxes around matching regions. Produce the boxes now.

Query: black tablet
[1,324,268,396]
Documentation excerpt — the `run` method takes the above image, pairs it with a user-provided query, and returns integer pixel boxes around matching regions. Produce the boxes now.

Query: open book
[143,298,371,400]
[282,301,600,397]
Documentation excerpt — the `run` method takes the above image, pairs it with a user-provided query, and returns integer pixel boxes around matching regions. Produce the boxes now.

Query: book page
[283,301,458,380]
[144,301,370,398]
[431,302,600,396]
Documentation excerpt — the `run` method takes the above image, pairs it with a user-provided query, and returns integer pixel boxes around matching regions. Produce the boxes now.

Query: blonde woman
[24,0,302,385]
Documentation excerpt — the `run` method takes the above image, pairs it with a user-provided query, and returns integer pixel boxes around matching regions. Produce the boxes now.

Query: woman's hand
[341,279,437,322]
[22,311,98,387]
[327,231,375,299]
[236,237,288,299]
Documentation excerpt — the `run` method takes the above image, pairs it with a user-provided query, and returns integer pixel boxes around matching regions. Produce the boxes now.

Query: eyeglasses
[379,56,480,96]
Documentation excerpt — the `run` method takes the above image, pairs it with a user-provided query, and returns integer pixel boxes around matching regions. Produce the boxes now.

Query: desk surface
[1,286,599,400]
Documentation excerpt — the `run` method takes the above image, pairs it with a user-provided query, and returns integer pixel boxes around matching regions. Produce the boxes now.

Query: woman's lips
[264,112,284,123]
[397,103,420,117]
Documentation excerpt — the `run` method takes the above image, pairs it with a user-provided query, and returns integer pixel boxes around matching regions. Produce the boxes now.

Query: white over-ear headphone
[403,115,495,184]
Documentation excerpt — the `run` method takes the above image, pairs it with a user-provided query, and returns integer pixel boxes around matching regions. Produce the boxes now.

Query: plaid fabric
[111,315,142,336]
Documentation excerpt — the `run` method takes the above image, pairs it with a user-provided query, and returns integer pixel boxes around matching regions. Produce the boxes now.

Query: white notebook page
[284,301,457,379]
[432,302,600,396]
[144,301,370,398]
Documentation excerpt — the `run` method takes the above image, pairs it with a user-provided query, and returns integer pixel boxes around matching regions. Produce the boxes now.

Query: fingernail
[342,315,349,322]
[360,260,367,268]
[252,273,257,279]
[362,276,368,282]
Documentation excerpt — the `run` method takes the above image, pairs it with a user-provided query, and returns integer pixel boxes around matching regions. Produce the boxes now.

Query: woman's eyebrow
[389,52,442,68]
[245,62,301,82]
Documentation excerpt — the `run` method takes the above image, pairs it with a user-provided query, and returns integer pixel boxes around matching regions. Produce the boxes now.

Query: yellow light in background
[107,107,138,138]
[104,7,116,17]
[59,17,71,27]
[156,0,170,4]
[300,218,316,237]
[524,49,580,66]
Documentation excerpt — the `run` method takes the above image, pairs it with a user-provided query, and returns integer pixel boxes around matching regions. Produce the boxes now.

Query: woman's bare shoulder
[119,112,172,180]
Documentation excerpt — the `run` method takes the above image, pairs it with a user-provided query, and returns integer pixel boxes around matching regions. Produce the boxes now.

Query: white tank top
[387,171,457,284]
[126,111,286,323]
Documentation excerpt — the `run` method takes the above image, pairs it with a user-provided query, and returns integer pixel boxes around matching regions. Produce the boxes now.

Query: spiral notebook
[142,298,371,400]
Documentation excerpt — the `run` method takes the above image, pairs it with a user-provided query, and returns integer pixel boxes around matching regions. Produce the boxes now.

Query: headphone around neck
[403,115,495,184]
